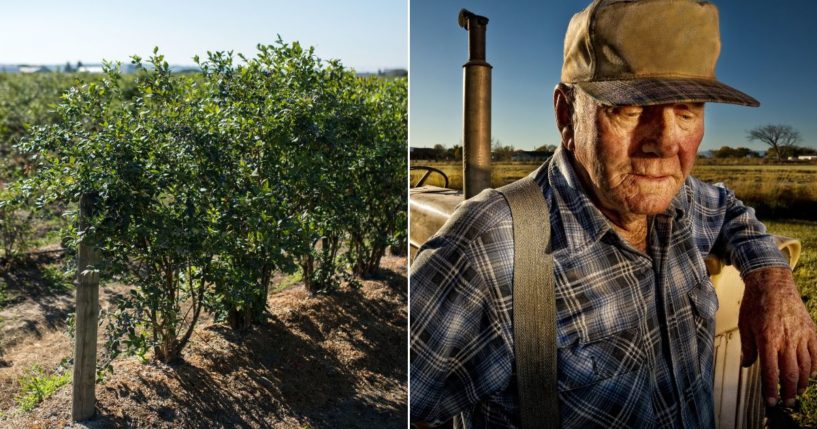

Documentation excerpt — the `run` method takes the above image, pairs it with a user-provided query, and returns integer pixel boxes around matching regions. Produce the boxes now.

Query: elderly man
[409,0,817,428]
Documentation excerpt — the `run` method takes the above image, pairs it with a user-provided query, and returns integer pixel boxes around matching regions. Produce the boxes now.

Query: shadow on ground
[0,252,74,350]
[78,260,407,428]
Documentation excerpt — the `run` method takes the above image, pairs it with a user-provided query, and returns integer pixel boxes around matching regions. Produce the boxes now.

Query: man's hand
[739,266,817,407]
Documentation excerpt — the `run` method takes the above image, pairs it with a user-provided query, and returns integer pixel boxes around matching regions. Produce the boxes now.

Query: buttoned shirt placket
[650,208,716,428]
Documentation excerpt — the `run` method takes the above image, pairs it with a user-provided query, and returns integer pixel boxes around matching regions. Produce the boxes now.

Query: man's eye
[612,107,641,118]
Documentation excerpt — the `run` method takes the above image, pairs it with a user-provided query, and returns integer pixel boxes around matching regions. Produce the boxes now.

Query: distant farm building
[18,65,51,73]
[78,65,105,73]
[511,150,552,162]
[797,155,817,161]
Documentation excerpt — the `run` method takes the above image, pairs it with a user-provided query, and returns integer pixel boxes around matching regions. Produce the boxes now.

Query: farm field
[411,161,817,220]
[0,41,407,427]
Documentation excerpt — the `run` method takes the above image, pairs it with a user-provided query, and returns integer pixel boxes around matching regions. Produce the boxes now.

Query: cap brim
[574,77,759,107]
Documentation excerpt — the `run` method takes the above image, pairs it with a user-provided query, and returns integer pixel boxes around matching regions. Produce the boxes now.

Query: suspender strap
[496,168,558,429]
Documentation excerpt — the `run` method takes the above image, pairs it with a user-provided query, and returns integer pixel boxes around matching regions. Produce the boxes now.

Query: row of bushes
[0,73,100,262]
[5,41,406,363]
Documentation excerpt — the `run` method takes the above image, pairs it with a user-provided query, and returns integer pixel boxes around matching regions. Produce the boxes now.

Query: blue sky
[0,0,407,72]
[410,0,817,152]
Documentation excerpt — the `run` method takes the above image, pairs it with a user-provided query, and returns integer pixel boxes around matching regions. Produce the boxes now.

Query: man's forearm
[740,266,817,407]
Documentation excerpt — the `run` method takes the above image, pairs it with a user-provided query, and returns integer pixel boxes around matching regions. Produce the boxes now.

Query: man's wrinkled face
[568,90,705,217]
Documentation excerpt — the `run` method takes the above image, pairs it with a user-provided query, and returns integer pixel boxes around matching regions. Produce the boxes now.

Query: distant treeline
[413,143,817,163]
[702,145,817,161]
[412,143,558,162]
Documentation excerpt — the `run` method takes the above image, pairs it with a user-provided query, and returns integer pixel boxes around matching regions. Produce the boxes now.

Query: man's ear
[554,83,574,151]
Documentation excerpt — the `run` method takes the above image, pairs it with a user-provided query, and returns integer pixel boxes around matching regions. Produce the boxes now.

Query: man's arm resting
[739,266,817,407]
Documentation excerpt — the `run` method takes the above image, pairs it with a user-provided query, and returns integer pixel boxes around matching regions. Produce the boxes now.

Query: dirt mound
[0,256,407,428]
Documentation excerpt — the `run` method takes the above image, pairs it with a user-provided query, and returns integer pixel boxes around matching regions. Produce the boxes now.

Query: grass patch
[16,363,71,412]
[272,270,303,293]
[695,166,817,220]
[25,228,64,252]
[39,263,73,292]
[764,219,817,301]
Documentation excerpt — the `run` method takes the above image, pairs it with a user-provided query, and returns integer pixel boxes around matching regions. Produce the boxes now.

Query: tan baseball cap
[562,0,759,107]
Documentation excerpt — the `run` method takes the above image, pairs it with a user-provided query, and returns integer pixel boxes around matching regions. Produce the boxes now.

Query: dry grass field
[411,161,817,220]
[410,162,532,190]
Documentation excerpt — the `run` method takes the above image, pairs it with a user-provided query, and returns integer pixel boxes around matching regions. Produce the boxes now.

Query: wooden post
[73,193,99,421]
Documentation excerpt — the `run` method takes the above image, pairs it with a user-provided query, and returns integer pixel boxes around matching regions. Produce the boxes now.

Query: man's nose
[639,107,679,157]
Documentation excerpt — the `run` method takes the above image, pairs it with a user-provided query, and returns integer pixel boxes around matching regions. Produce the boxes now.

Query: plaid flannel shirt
[410,147,790,428]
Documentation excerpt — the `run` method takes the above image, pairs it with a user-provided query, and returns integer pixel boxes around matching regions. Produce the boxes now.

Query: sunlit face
[567,91,705,218]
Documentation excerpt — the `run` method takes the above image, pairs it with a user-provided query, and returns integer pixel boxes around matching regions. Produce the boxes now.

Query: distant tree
[432,143,447,160]
[739,147,758,158]
[747,124,801,161]
[713,146,757,159]
[713,146,735,159]
[770,145,817,159]
[491,138,516,161]
[76,61,83,71]
[386,69,408,78]
[789,145,817,157]
[64,62,74,73]
[448,144,462,161]
[533,144,558,153]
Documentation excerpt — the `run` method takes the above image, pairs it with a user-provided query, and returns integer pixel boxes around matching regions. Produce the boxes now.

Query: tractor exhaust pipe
[459,9,492,199]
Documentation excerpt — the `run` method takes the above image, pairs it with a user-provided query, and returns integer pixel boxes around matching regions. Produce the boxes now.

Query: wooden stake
[72,193,99,421]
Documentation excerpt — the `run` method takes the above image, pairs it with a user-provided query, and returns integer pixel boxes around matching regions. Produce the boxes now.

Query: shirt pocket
[556,319,647,392]
[687,279,719,321]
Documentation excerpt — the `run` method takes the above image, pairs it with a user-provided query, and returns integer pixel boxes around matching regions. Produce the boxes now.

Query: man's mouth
[631,173,672,180]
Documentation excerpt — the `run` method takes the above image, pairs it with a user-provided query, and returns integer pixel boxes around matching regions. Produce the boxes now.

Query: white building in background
[18,65,51,73]
[77,65,105,73]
